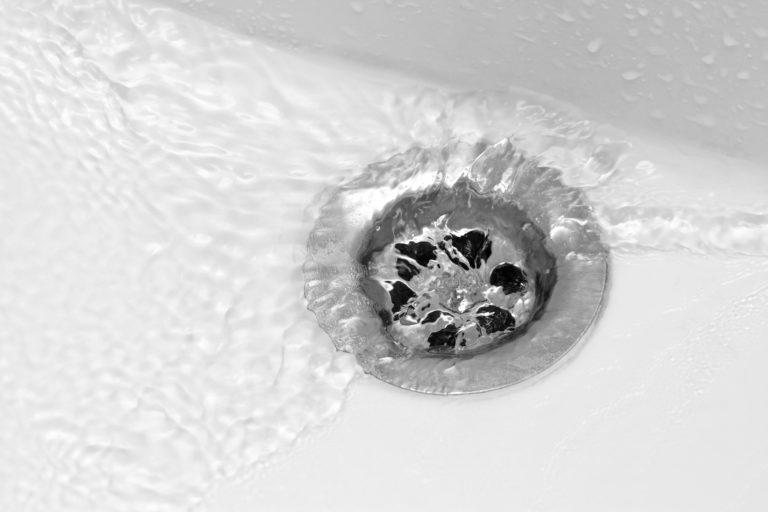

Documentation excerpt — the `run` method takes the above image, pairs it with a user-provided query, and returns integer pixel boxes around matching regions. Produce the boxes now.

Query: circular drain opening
[358,181,557,356]
[304,139,608,394]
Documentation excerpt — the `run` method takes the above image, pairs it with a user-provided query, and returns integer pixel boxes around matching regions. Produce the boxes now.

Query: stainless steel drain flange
[304,138,608,394]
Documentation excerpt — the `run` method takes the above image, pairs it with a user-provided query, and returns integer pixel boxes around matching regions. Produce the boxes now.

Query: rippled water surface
[2,1,768,511]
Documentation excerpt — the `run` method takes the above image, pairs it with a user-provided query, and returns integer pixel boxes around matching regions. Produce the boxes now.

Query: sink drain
[359,181,557,355]
[304,139,608,394]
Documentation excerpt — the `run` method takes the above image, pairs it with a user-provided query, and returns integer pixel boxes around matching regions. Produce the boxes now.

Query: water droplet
[701,52,716,64]
[622,70,643,81]
[687,113,717,128]
[723,34,740,47]
[635,160,656,174]
[587,38,604,53]
[694,94,709,106]
[737,70,751,80]
[515,33,537,43]
[622,91,641,103]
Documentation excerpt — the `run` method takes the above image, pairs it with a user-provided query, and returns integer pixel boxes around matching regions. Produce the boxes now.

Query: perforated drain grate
[304,139,608,394]
[359,181,557,355]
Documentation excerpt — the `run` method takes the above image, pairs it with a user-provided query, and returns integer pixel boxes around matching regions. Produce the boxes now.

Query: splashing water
[1,0,768,511]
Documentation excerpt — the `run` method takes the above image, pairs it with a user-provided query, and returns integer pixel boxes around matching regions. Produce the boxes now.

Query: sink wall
[159,0,768,163]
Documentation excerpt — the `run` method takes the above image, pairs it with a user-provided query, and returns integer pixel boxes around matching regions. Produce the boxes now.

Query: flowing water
[1,1,768,511]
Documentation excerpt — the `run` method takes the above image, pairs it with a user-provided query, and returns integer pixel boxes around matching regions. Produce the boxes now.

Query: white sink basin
[1,1,767,510]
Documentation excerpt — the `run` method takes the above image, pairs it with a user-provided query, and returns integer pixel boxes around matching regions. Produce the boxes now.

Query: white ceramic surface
[163,0,768,164]
[2,1,767,511]
[152,1,768,510]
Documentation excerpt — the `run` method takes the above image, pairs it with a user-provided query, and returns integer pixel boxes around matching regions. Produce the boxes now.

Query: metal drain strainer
[304,139,608,394]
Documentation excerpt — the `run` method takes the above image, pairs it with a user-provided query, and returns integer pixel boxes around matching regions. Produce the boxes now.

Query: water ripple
[2,0,767,510]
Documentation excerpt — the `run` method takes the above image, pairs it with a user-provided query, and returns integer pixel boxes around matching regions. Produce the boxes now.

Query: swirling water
[1,1,767,511]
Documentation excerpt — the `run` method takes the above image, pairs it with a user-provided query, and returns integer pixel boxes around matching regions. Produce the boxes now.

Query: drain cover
[304,139,608,394]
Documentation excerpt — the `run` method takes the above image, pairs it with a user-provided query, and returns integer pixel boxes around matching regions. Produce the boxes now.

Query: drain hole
[475,305,516,334]
[358,181,557,355]
[489,263,527,294]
